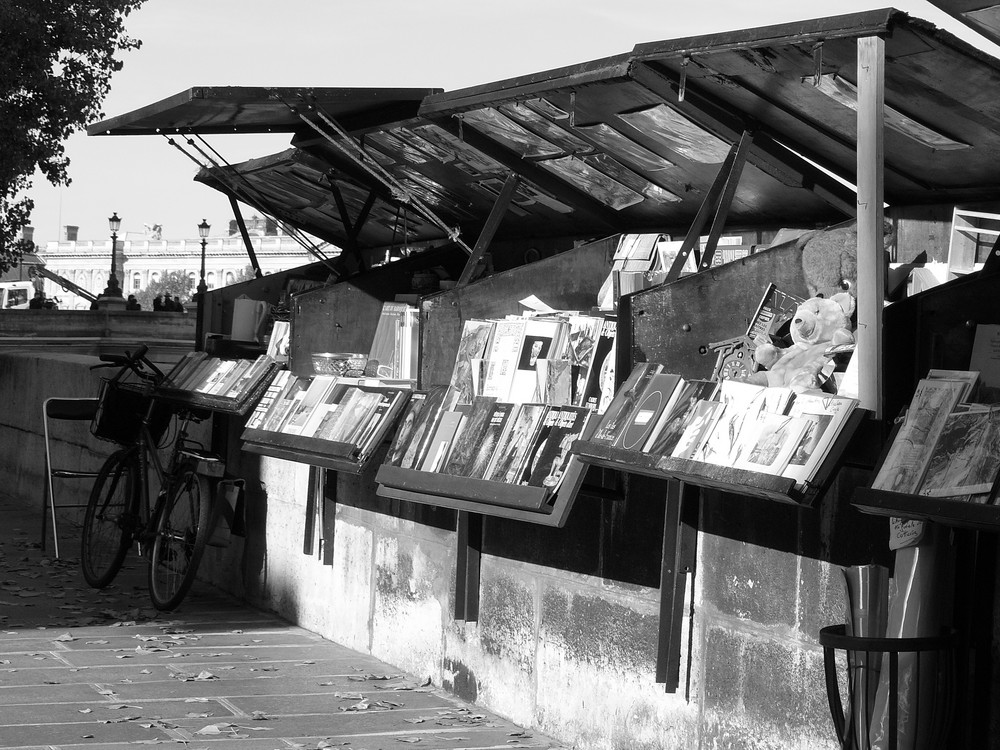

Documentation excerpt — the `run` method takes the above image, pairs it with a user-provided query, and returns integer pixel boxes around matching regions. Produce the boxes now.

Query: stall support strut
[657,479,698,692]
[457,174,521,288]
[455,511,483,621]
[228,196,264,279]
[666,130,753,280]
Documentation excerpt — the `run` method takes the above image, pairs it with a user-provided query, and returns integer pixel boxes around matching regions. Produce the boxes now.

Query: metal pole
[196,237,208,350]
[107,231,120,295]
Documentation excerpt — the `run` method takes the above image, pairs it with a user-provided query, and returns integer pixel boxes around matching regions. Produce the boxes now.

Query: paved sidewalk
[0,504,565,750]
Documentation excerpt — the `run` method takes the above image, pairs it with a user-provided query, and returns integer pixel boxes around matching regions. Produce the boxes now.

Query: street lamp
[196,219,210,350]
[104,212,122,297]
[197,219,210,295]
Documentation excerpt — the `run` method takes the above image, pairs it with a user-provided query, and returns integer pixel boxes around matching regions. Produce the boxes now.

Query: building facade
[38,219,326,309]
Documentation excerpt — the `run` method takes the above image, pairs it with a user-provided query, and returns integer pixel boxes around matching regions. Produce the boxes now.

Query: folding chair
[41,397,101,558]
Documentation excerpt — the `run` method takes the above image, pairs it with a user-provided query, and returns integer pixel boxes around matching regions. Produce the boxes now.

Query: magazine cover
[591,362,662,445]
[536,357,573,405]
[732,413,810,475]
[618,372,681,451]
[581,317,616,412]
[463,401,517,480]
[525,406,592,489]
[782,393,858,487]
[245,369,291,430]
[386,391,428,466]
[448,319,495,404]
[442,396,499,476]
[919,408,1000,498]
[312,388,365,442]
[328,389,386,445]
[643,380,718,456]
[486,403,549,483]
[567,315,603,406]
[354,389,408,460]
[281,375,338,436]
[671,400,727,461]
[508,318,564,403]
[419,410,466,473]
[482,319,527,401]
[260,375,311,433]
[398,385,453,469]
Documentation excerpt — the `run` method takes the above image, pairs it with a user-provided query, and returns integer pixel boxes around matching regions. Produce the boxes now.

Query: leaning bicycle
[81,344,222,611]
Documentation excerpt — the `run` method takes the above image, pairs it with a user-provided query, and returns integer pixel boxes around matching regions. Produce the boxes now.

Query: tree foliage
[234,264,257,284]
[137,270,194,311]
[0,0,146,273]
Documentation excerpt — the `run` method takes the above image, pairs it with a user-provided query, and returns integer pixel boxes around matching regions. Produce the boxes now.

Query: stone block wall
[195,452,844,750]
[0,353,115,531]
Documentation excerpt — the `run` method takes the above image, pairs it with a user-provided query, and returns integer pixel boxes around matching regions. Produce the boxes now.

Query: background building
[37,215,325,309]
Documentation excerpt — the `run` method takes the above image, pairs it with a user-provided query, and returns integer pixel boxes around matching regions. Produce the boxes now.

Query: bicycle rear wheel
[148,465,212,611]
[81,449,138,588]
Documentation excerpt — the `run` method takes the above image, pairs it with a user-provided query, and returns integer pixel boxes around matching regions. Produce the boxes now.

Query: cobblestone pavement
[0,504,567,750]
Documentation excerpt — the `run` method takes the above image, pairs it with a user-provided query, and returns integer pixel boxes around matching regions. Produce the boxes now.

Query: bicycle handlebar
[90,344,166,385]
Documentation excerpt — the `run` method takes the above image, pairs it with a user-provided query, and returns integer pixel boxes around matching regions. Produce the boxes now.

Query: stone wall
[197,455,845,750]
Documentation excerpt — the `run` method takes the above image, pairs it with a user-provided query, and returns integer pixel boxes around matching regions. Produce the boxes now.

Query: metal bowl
[312,352,368,377]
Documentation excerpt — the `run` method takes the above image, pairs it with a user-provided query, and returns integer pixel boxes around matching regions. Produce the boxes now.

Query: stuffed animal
[745,292,856,392]
[796,220,894,299]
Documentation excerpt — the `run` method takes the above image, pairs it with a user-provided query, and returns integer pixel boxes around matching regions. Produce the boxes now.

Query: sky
[20,0,1000,246]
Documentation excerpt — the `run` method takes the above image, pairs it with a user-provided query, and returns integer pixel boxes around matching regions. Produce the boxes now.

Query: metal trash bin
[818,624,956,750]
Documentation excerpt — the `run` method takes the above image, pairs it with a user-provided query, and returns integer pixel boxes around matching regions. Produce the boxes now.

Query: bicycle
[81,344,224,611]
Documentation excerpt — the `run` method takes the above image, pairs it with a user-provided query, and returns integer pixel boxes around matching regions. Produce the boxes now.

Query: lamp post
[95,212,126,310]
[105,212,122,297]
[196,219,210,350]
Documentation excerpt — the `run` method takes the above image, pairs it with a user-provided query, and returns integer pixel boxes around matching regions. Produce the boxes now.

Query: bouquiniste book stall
[374,236,614,528]
[239,287,421,474]
[234,246,465,474]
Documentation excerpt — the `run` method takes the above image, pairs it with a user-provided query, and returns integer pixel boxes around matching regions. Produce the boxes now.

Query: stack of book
[873,370,1000,504]
[448,312,615,412]
[582,362,860,489]
[382,384,593,492]
[160,352,279,414]
[243,371,411,462]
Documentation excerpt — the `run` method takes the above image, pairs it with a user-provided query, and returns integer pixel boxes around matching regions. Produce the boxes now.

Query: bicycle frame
[83,344,225,610]
[130,397,198,550]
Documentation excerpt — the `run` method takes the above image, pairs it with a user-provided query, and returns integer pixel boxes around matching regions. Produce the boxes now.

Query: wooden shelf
[374,456,590,528]
[853,487,1000,532]
[570,408,867,507]
[241,427,375,474]
[571,440,804,504]
[156,363,280,416]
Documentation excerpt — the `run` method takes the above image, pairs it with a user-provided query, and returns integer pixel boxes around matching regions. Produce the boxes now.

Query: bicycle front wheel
[81,449,138,589]
[148,466,212,611]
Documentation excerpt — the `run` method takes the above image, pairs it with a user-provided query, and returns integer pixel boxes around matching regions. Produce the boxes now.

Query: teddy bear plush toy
[744,292,856,392]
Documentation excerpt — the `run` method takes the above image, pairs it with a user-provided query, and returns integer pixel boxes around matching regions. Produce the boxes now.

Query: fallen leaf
[195,723,229,735]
